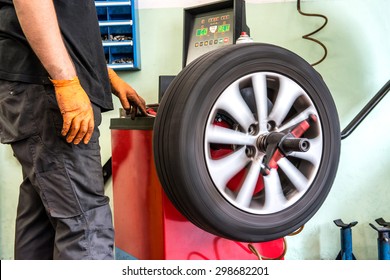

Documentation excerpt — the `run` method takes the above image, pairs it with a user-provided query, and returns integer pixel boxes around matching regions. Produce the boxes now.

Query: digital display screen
[196,24,230,36]
[186,9,234,65]
[218,24,230,33]
[196,28,208,36]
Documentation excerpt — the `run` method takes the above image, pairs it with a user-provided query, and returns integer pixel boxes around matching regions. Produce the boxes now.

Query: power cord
[297,0,328,66]
[248,225,305,260]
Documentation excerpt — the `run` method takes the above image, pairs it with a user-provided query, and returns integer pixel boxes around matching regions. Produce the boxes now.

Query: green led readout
[196,28,208,36]
[196,24,230,36]
[218,24,230,33]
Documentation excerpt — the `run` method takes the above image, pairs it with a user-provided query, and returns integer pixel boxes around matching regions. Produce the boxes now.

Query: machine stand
[334,219,358,260]
[369,218,390,260]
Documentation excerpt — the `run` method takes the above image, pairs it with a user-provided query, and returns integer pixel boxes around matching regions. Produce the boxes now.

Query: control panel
[186,9,234,65]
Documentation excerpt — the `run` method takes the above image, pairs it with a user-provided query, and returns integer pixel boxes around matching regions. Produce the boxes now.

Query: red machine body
[110,118,284,260]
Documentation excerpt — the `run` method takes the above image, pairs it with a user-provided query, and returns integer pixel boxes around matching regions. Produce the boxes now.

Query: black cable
[297,0,328,66]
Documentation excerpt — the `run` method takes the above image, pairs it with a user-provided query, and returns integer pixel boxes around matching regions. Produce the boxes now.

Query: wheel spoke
[252,73,268,132]
[277,157,309,192]
[235,157,263,208]
[206,124,256,146]
[262,169,287,212]
[207,147,249,188]
[278,107,316,132]
[213,82,256,132]
[268,76,303,127]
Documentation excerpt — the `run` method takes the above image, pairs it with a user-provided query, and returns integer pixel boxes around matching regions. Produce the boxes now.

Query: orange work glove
[51,77,94,145]
[107,67,147,119]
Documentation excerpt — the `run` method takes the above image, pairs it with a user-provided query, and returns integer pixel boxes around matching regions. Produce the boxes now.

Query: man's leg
[1,80,114,259]
[14,175,55,259]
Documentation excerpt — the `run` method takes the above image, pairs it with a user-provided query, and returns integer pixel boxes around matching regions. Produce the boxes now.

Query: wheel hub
[255,116,313,174]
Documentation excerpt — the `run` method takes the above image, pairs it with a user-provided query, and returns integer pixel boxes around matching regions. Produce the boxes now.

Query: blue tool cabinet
[94,0,141,70]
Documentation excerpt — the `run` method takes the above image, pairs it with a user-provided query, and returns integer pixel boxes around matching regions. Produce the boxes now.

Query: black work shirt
[0,0,113,111]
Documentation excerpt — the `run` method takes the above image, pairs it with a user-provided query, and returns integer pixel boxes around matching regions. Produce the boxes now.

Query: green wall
[1,0,389,259]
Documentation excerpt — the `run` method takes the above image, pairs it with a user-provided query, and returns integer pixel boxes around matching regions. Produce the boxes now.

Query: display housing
[183,0,250,67]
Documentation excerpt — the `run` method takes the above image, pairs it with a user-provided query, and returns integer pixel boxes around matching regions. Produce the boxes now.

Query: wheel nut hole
[248,124,257,135]
[267,121,276,131]
[245,146,256,157]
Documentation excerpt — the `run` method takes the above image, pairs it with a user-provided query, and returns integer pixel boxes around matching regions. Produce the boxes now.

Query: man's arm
[14,0,94,145]
[13,0,75,79]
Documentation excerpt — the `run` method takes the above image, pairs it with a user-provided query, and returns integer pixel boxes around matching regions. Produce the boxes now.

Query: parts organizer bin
[95,0,141,70]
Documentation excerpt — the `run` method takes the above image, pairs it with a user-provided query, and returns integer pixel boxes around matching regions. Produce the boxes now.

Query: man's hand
[107,68,147,119]
[51,77,94,145]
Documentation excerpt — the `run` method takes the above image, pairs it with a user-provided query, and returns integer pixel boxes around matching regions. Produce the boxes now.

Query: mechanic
[0,0,147,259]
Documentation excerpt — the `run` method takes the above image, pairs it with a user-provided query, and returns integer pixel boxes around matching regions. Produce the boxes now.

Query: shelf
[95,0,140,70]
[108,63,135,70]
[99,20,133,27]
[103,40,133,47]
[95,1,131,7]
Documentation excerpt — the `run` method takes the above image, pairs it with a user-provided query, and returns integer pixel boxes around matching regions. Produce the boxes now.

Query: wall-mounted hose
[297,0,328,66]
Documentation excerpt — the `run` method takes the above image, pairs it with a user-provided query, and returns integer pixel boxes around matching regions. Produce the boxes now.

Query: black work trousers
[0,80,114,259]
